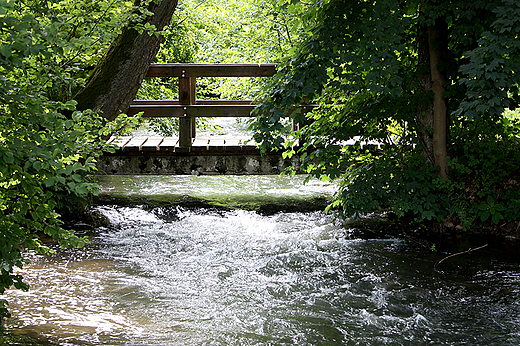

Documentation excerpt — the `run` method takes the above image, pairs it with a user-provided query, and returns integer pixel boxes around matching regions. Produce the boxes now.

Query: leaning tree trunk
[73,0,178,122]
[428,20,449,180]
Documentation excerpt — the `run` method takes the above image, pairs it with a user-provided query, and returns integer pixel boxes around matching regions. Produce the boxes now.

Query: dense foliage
[252,0,520,230]
[0,0,139,325]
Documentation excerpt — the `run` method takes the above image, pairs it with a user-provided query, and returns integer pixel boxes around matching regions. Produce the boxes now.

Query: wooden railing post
[178,72,194,147]
[190,77,196,138]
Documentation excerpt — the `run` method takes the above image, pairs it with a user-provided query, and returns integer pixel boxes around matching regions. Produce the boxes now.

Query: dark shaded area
[93,194,331,216]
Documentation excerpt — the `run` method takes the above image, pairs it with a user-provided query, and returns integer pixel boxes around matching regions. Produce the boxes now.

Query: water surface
[2,176,520,345]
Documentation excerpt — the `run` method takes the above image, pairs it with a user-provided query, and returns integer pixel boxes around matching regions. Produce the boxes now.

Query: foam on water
[3,176,520,345]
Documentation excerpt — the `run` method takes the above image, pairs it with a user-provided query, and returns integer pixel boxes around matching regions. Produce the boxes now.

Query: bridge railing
[128,63,312,148]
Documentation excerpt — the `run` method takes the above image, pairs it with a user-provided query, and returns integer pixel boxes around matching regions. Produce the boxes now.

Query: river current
[2,175,520,345]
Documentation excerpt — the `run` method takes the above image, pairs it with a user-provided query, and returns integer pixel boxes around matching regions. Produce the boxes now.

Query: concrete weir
[96,152,302,175]
[96,136,303,175]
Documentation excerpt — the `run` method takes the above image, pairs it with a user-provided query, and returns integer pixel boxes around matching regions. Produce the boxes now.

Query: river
[2,175,520,345]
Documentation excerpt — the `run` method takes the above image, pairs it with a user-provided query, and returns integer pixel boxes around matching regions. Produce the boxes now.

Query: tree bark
[428,21,448,180]
[73,0,178,122]
[415,23,434,165]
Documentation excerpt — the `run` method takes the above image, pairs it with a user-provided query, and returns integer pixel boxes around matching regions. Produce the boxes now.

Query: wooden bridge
[97,63,308,175]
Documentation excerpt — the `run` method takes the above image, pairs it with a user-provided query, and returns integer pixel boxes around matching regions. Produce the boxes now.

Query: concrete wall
[96,153,302,175]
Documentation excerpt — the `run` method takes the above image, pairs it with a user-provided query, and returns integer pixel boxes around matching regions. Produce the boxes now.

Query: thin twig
[434,244,488,271]
[61,0,121,68]
[174,1,206,26]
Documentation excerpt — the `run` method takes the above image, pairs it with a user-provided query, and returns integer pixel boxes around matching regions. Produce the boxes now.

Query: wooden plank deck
[106,136,259,154]
[105,135,383,156]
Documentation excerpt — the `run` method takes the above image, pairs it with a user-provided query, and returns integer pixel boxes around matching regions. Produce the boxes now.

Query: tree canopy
[252,0,520,229]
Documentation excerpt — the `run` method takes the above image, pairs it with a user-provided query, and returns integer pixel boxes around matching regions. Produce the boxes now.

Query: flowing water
[2,175,520,345]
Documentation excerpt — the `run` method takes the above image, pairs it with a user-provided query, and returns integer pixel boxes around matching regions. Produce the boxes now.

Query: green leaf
[75,184,88,195]
[3,152,14,164]
[45,177,55,187]
[0,45,12,58]
[72,162,83,172]
[32,160,42,172]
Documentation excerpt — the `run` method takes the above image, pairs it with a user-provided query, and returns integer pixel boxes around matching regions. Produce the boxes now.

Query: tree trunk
[415,23,434,165]
[73,0,178,122]
[428,21,448,180]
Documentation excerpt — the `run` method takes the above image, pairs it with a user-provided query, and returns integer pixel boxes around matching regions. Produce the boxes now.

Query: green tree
[0,0,142,326]
[253,0,520,229]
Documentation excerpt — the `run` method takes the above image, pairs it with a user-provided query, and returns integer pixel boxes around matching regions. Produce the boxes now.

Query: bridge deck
[106,135,383,155]
[106,136,269,155]
[98,136,300,175]
[98,136,383,175]
[107,136,382,153]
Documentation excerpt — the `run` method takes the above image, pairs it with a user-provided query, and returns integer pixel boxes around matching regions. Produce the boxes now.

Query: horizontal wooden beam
[196,100,255,105]
[128,101,318,118]
[131,100,180,105]
[131,99,256,106]
[128,105,184,117]
[145,63,277,78]
[128,104,258,118]
[189,105,257,117]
